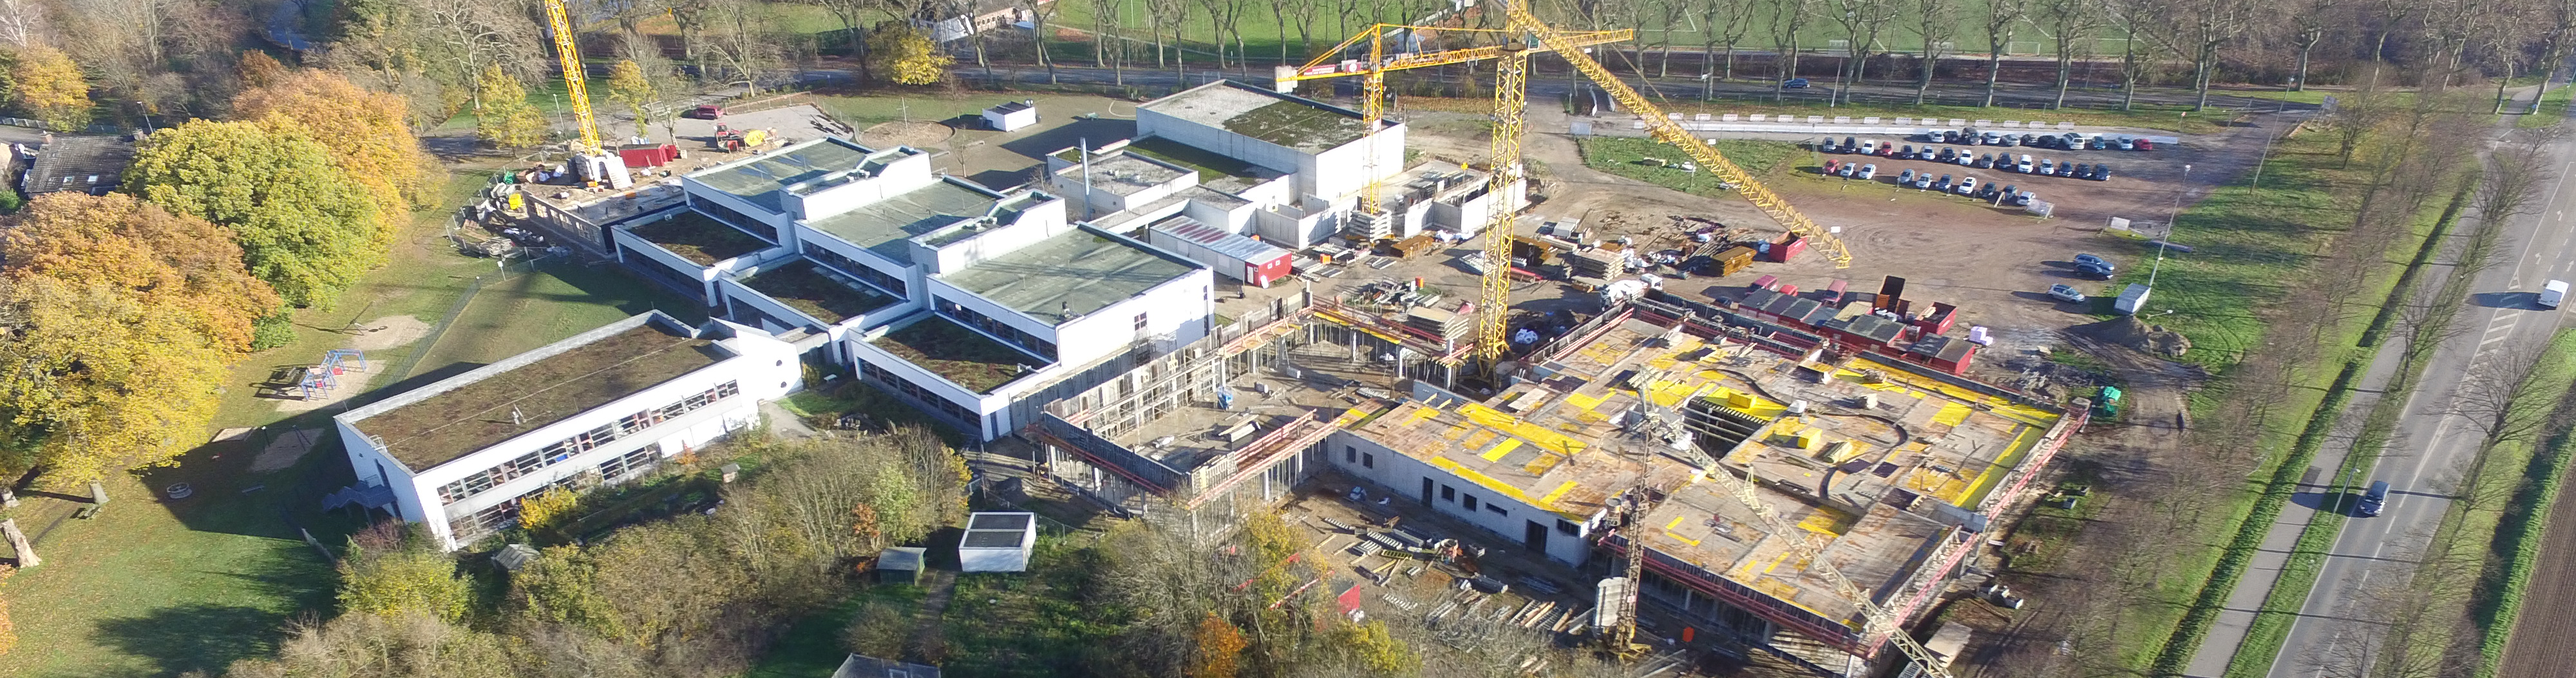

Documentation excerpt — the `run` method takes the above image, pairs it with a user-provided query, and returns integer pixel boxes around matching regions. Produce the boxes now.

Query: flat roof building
[333,312,802,550]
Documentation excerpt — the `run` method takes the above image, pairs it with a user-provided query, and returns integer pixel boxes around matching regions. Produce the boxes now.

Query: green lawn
[1576,136,1799,188]
[0,169,708,676]
[2517,83,2573,128]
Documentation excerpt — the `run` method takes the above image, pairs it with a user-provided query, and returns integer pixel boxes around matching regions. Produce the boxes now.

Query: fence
[384,254,554,381]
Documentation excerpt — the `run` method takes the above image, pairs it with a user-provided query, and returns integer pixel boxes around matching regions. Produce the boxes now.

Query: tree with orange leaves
[232,65,439,250]
[1188,614,1246,678]
[0,193,281,353]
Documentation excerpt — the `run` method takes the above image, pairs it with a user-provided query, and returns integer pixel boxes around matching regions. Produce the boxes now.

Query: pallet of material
[1405,306,1470,341]
[1564,249,1624,279]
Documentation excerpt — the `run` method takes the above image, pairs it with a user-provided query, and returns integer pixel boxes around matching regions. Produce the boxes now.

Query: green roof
[871,314,1046,393]
[627,211,773,265]
[741,259,900,324]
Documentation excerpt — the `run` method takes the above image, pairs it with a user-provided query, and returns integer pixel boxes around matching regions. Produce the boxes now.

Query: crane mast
[543,0,601,155]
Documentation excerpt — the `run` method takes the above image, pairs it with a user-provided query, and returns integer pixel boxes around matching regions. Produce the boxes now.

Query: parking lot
[1505,106,2290,370]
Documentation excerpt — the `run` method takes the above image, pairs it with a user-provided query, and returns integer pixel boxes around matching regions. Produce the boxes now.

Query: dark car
[2088,137,2110,150]
[685,104,726,120]
[1973,153,1994,169]
[1783,78,1811,89]
[1900,144,1915,158]
[1939,129,1958,143]
[2090,165,2114,181]
[1975,184,2001,200]
[2356,480,2390,517]
[2073,261,2113,279]
[2071,163,2092,179]
[1844,136,1859,151]
[1933,174,1955,192]
[1937,147,1957,162]
[1997,184,2018,201]
[2019,133,2039,146]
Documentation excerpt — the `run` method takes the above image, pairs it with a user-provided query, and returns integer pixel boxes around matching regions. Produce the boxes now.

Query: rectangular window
[1463,494,1478,511]
[1487,504,1508,516]
[1441,484,1455,501]
[1345,446,1357,464]
[1557,519,1580,536]
[1361,452,1374,468]
[808,247,907,296]
[1134,312,1150,331]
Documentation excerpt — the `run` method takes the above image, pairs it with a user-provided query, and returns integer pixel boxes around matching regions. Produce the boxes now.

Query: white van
[2543,279,2570,309]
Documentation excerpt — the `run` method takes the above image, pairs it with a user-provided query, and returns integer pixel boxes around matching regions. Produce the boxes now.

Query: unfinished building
[1023,296,2082,674]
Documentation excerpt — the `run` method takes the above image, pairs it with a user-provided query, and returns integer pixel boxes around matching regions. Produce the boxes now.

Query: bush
[839,599,911,659]
[250,311,296,350]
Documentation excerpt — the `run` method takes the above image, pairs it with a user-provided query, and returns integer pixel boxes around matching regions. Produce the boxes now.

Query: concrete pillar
[1,518,34,568]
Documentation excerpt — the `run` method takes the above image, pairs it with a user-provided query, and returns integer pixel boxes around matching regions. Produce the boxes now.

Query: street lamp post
[2146,164,2191,289]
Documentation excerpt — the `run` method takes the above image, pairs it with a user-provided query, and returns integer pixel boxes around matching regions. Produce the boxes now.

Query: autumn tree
[473,64,546,149]
[1187,614,1247,678]
[869,22,952,86]
[232,67,440,247]
[12,44,90,131]
[605,59,659,133]
[127,120,384,307]
[0,277,231,484]
[0,193,280,353]
[516,487,583,536]
[338,527,474,624]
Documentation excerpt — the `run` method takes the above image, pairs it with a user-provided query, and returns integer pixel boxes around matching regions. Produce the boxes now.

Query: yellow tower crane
[1275,24,1631,226]
[543,0,602,155]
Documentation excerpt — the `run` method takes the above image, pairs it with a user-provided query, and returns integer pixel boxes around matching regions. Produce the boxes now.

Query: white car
[2015,156,2036,173]
[1955,176,1978,195]
[2544,279,2570,309]
[1856,163,1879,180]
[2048,284,2086,303]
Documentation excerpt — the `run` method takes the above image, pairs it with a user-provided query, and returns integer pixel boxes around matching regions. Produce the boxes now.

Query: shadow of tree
[91,603,298,677]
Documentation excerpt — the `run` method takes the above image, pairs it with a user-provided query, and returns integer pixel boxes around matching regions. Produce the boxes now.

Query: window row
[808,248,907,296]
[435,381,739,504]
[860,360,977,425]
[936,297,1057,361]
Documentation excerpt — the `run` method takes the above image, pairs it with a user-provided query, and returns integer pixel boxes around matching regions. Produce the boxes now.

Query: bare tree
[1980,0,2026,106]
[1699,0,1758,93]
[0,0,44,47]
[1910,0,1957,104]
[2034,0,2098,109]
[2277,0,2342,91]
[1826,0,1902,106]
[1764,0,1816,102]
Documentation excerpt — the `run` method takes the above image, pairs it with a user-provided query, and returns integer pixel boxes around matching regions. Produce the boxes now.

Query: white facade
[334,314,802,551]
[1321,429,1602,565]
[958,512,1039,572]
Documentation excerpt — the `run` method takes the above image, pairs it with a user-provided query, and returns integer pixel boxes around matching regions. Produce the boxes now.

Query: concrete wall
[1137,109,1309,178]
[1323,429,1598,565]
[915,196,1073,274]
[1182,196,1259,235]
[782,151,938,221]
[1304,122,1406,201]
[1045,270,1214,367]
[923,277,1066,354]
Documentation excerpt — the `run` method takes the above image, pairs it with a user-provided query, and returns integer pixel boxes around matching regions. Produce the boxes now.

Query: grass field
[1575,136,1800,188]
[2475,331,2576,676]
[2517,84,2574,128]
[0,169,706,676]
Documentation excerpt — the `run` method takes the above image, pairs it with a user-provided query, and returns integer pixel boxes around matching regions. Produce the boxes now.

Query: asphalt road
[2260,109,2576,677]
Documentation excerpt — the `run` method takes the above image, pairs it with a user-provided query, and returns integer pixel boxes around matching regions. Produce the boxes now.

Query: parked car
[1975,184,2001,200]
[1915,173,1936,189]
[2011,190,2037,206]
[2020,133,2040,146]
[2074,261,2113,278]
[1823,160,1841,174]
[1973,153,1995,169]
[2074,253,2110,268]
[685,104,726,119]
[1996,184,2018,202]
[1879,143,1899,157]
[2088,137,2110,150]
[1845,136,1860,151]
[1857,163,1878,180]
[2090,165,2114,181]
[1900,144,1916,158]
[2072,163,2093,179]
[1941,129,1960,143]
[2544,279,2570,309]
[1933,174,1955,192]
[2048,284,2087,303]
[2037,158,2056,175]
[1838,162,1859,178]
[1955,151,1975,166]
[1920,146,1940,160]
[1897,168,1917,185]
[1937,147,1957,162]
[1956,176,1979,195]
[1817,139,1837,153]
[2116,137,2136,151]
[2355,480,2390,517]
[1783,77,1811,88]
[2135,138,2156,151]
